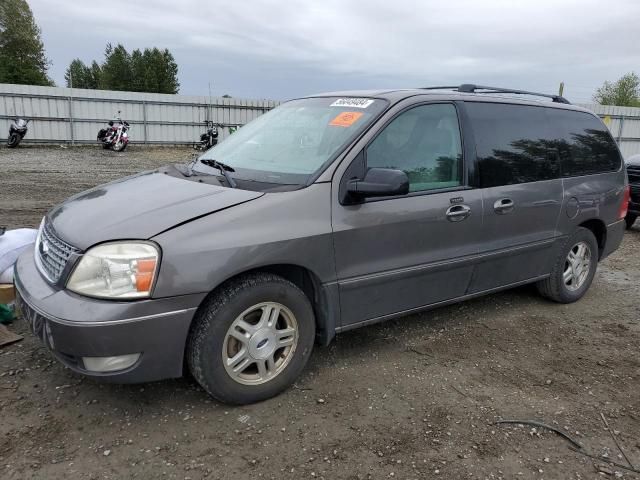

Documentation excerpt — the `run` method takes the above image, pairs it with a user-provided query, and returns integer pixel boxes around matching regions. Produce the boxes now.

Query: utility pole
[208,82,213,124]
[69,70,75,146]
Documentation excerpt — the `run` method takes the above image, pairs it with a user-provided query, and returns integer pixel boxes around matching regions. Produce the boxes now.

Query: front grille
[36,222,80,283]
[628,165,640,185]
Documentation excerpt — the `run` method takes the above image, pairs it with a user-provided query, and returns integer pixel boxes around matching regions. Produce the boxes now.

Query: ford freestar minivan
[15,85,628,405]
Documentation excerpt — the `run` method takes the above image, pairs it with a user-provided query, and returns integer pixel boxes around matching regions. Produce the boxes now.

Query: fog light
[82,353,141,373]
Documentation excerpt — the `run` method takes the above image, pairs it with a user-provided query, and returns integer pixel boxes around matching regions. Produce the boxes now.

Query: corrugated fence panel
[2,85,639,156]
[0,83,279,145]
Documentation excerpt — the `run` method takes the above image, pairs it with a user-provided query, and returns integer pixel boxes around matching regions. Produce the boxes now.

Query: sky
[30,0,640,103]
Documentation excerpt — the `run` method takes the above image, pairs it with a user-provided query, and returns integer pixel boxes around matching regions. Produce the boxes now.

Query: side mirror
[347,167,409,199]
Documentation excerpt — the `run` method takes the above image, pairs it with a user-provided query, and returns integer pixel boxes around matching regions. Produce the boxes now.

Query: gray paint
[14,88,627,384]
[49,169,263,249]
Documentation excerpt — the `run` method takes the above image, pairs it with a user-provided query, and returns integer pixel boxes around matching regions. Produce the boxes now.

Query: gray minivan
[15,85,628,404]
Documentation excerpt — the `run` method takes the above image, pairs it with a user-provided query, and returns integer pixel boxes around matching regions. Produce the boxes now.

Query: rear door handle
[493,198,515,214]
[446,204,471,222]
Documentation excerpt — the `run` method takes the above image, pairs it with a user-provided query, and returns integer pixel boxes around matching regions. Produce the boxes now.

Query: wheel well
[203,264,333,345]
[579,219,606,259]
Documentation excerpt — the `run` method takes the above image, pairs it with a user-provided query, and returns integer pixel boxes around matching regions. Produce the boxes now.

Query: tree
[138,47,179,94]
[101,43,132,91]
[129,48,145,92]
[66,43,180,93]
[593,72,640,107]
[88,61,102,89]
[0,0,53,86]
[65,58,89,88]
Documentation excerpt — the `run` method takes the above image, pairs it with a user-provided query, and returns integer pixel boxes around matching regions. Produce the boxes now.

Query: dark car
[15,85,628,404]
[625,153,640,228]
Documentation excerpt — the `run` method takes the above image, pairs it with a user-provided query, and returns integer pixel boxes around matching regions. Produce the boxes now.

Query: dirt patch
[1,146,640,479]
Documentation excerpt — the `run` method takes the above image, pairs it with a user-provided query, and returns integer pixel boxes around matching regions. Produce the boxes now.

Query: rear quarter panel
[558,169,626,246]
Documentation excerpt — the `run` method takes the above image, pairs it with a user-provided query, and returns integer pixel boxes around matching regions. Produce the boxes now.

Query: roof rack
[421,84,571,104]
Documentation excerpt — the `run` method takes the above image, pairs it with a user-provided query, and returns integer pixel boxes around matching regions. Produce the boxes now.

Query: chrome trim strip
[15,283,196,327]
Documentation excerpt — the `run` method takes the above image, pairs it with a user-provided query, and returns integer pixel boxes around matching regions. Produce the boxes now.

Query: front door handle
[493,198,515,214]
[446,204,471,222]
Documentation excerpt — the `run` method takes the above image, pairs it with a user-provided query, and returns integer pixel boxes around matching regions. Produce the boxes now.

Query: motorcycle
[7,118,30,148]
[97,112,130,151]
[194,121,219,151]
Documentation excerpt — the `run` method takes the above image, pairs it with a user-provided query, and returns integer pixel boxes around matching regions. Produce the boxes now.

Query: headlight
[67,242,160,299]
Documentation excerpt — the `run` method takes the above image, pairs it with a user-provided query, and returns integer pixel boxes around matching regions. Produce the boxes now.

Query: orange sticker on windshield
[329,111,363,127]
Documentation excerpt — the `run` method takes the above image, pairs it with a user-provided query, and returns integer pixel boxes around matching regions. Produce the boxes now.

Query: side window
[547,109,622,177]
[465,102,560,188]
[366,104,463,192]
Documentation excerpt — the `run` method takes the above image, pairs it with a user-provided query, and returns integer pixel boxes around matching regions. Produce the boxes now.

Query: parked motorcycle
[194,121,219,151]
[7,118,30,148]
[97,112,130,151]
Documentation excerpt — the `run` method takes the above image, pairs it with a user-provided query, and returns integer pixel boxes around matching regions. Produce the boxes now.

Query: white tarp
[0,229,37,283]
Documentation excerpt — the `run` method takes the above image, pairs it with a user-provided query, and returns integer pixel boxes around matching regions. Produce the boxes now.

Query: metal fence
[1,83,639,157]
[0,83,280,145]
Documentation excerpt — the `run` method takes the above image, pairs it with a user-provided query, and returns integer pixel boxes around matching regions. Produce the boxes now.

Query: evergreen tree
[0,0,53,85]
[129,48,145,92]
[160,48,179,94]
[62,43,180,93]
[64,58,91,88]
[88,61,102,89]
[101,43,132,91]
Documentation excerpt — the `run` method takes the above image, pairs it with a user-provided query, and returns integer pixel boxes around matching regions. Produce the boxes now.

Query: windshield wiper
[200,159,237,188]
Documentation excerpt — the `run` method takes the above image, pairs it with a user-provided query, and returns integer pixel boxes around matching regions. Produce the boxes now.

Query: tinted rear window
[466,102,621,188]
[547,109,622,177]
[466,102,560,187]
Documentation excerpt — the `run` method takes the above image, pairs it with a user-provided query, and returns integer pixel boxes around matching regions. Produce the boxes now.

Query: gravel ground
[1,145,640,480]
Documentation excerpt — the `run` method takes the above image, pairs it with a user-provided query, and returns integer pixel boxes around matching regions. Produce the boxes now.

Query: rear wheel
[625,214,637,229]
[537,227,598,303]
[187,273,315,405]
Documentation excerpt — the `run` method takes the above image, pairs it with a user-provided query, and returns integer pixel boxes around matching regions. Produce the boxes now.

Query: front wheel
[7,133,20,148]
[625,214,637,229]
[536,227,598,303]
[112,140,127,152]
[187,273,315,405]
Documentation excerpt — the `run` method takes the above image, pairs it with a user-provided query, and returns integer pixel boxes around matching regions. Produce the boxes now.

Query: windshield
[194,97,388,185]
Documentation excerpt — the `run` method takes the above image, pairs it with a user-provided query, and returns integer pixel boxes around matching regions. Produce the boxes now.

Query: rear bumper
[601,219,625,260]
[14,250,206,383]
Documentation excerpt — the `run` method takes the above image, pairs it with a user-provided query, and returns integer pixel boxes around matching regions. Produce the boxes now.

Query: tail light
[619,185,630,220]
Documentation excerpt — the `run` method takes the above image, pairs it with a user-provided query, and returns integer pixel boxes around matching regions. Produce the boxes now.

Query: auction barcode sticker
[330,98,375,108]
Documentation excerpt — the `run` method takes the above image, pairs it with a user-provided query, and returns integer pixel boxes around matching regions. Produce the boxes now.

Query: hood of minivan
[48,170,264,250]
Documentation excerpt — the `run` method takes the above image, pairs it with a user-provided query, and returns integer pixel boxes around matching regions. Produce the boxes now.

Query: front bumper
[14,250,206,383]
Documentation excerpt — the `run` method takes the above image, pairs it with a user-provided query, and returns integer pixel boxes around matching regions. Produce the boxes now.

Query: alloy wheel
[563,241,591,291]
[222,302,298,385]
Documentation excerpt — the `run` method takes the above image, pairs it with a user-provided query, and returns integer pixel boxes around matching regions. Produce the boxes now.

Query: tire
[625,214,637,229]
[7,133,20,148]
[187,273,316,405]
[112,140,127,152]
[536,227,598,303]
[102,142,111,149]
